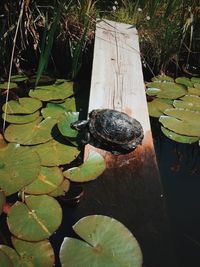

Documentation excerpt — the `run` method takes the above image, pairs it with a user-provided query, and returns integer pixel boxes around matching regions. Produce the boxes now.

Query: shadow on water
[151,118,200,267]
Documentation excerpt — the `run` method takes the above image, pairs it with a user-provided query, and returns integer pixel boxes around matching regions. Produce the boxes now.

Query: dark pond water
[151,118,200,267]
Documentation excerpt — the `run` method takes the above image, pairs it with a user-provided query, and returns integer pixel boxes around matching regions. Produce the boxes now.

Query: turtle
[71,109,144,155]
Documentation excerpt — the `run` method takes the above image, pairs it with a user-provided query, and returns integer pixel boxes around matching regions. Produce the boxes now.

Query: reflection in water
[151,118,200,267]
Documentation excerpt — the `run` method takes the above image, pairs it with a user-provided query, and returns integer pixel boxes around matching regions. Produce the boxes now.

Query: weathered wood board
[72,20,176,267]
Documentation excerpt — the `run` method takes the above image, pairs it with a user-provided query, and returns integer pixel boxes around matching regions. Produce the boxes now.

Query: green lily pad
[187,87,200,96]
[191,77,200,84]
[0,245,20,267]
[29,81,74,101]
[63,151,106,182]
[24,167,64,195]
[2,97,42,115]
[59,215,142,267]
[48,179,70,197]
[146,81,186,99]
[175,77,193,87]
[11,74,28,83]
[12,237,55,267]
[147,98,173,117]
[0,143,40,196]
[32,139,80,166]
[161,126,199,144]
[151,75,174,82]
[0,190,5,215]
[2,111,40,124]
[7,195,62,241]
[58,97,77,111]
[0,250,13,267]
[159,109,200,137]
[4,117,57,145]
[58,112,79,138]
[0,82,17,90]
[173,95,200,111]
[41,103,70,120]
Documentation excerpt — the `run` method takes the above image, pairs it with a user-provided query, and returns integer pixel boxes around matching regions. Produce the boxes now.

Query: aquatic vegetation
[147,75,200,143]
[60,215,143,267]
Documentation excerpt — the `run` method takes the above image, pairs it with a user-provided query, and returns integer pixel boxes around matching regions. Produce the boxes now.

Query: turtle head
[71,120,89,131]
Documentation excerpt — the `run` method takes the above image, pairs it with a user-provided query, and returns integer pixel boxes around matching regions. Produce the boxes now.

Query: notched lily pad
[152,75,174,82]
[0,82,17,90]
[159,108,200,137]
[0,143,40,196]
[12,237,55,267]
[59,215,143,267]
[146,82,186,99]
[161,126,199,144]
[2,111,40,124]
[191,77,200,84]
[48,179,70,197]
[188,87,200,96]
[7,195,62,241]
[63,151,106,182]
[41,103,69,120]
[175,77,193,87]
[32,139,80,166]
[29,81,74,101]
[147,98,173,117]
[173,95,200,111]
[2,97,42,114]
[24,167,64,195]
[4,117,57,145]
[58,112,79,138]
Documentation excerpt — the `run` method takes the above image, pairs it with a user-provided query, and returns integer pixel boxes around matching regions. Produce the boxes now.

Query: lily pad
[24,167,64,195]
[146,81,186,99]
[173,95,200,111]
[0,245,20,267]
[12,237,55,267]
[58,97,77,111]
[59,215,143,267]
[191,77,200,84]
[41,103,69,120]
[0,143,40,196]
[29,81,74,101]
[159,109,200,137]
[147,98,173,117]
[0,82,17,90]
[4,117,57,145]
[161,126,199,144]
[48,179,70,197]
[32,139,80,166]
[2,97,42,114]
[58,112,79,138]
[188,87,200,96]
[151,75,174,82]
[2,111,40,124]
[11,74,28,83]
[0,250,13,267]
[7,195,62,241]
[63,151,106,182]
[0,191,5,215]
[175,77,193,87]
[194,83,200,89]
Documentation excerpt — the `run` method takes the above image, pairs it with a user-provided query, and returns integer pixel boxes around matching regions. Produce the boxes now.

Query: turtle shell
[88,109,143,145]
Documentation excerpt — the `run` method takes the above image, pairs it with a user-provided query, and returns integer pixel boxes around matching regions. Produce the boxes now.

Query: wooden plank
[85,19,153,159]
[72,20,176,267]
